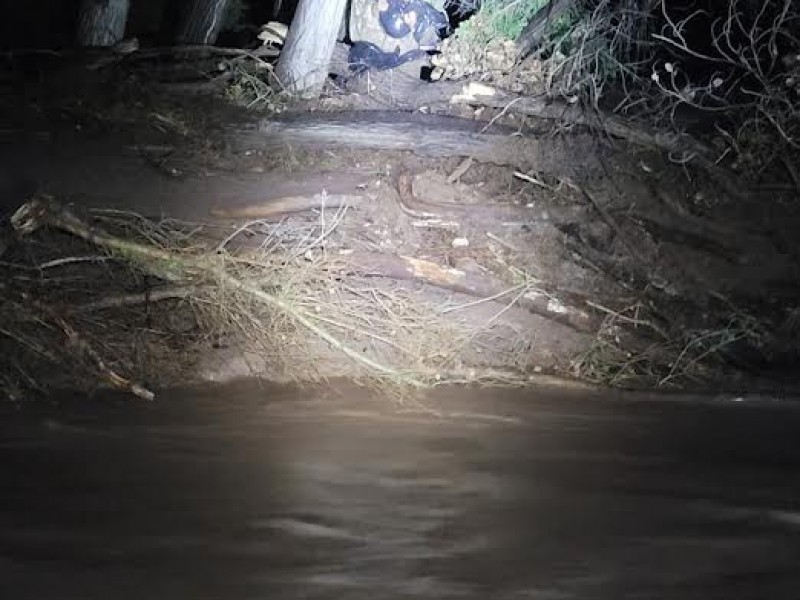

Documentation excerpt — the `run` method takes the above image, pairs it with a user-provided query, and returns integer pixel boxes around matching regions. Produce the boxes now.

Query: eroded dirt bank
[1,70,799,398]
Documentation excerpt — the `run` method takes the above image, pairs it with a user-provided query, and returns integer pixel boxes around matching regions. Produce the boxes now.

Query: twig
[215,220,271,253]
[447,157,474,183]
[585,300,668,339]
[70,287,199,313]
[0,326,57,362]
[446,286,530,365]
[486,231,523,253]
[60,316,155,400]
[480,97,523,133]
[305,192,349,251]
[513,171,552,189]
[442,284,526,314]
[658,328,746,387]
[29,300,154,401]
[38,256,112,270]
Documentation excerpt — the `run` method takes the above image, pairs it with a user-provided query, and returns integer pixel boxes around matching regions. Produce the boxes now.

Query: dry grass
[570,301,769,388]
[225,61,289,112]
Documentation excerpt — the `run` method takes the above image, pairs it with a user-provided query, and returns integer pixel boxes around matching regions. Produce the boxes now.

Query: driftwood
[210,193,363,219]
[365,79,766,204]
[230,111,546,169]
[344,250,597,333]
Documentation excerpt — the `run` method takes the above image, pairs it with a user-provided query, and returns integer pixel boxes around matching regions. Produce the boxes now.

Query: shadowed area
[1,383,799,599]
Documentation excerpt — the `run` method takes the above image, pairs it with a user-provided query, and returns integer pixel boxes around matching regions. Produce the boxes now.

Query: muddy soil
[1,63,799,396]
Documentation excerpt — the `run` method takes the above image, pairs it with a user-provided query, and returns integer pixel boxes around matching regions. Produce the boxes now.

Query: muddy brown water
[1,382,799,599]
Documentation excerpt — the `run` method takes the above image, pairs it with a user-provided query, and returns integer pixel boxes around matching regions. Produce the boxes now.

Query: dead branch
[648,0,799,170]
[433,82,769,201]
[11,197,422,387]
[364,78,714,165]
[130,45,280,61]
[32,301,154,400]
[210,193,364,219]
[344,250,598,333]
[69,287,199,313]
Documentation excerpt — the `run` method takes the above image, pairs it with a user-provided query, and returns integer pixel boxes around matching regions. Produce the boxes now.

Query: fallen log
[229,111,547,170]
[277,85,720,179]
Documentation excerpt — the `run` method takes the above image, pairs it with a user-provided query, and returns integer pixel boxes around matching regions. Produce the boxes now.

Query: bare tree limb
[11,197,423,387]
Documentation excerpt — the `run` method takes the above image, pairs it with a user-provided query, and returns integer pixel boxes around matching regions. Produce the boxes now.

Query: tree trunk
[275,0,349,97]
[176,0,231,45]
[76,0,130,47]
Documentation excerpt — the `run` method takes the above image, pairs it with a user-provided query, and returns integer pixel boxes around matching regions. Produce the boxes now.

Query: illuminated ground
[1,65,798,393]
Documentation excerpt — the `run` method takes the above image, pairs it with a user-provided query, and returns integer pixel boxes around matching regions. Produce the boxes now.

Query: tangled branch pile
[645,0,799,174]
[1,195,543,401]
[439,0,799,176]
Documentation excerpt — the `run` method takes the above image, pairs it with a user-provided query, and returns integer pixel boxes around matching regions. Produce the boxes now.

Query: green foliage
[455,0,551,45]
[545,9,580,42]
